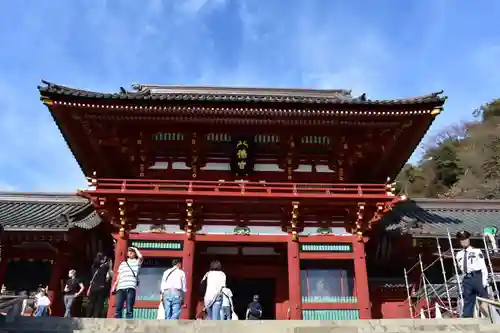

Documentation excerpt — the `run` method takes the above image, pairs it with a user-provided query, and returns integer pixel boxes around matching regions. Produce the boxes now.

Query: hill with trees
[395,99,500,199]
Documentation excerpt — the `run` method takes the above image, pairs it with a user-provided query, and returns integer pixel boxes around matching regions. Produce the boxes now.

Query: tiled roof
[38,81,447,106]
[0,192,101,231]
[380,198,500,238]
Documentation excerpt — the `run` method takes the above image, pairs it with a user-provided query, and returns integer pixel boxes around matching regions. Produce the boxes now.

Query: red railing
[89,178,394,200]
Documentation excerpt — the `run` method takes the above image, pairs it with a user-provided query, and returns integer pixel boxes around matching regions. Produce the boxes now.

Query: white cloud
[0,0,497,189]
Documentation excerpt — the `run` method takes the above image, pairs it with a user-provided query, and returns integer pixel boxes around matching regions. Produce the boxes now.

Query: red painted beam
[138,250,183,258]
[129,233,184,241]
[195,234,288,243]
[299,235,359,243]
[299,252,354,260]
[134,300,159,309]
[85,178,395,201]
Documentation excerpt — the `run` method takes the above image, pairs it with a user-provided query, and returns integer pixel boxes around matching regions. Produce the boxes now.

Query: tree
[396,99,500,199]
[450,105,500,199]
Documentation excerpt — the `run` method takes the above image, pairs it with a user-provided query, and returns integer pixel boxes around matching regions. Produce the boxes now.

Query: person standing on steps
[245,294,262,320]
[455,230,490,318]
[160,259,187,320]
[86,253,112,318]
[111,247,143,319]
[201,260,226,320]
[221,286,234,320]
[63,269,84,318]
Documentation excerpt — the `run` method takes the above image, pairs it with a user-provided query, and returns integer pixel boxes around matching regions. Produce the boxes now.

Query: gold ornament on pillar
[290,202,300,241]
[185,200,195,240]
[118,199,127,238]
[353,203,365,241]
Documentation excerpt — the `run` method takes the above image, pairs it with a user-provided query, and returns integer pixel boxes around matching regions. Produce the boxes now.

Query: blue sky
[0,0,499,192]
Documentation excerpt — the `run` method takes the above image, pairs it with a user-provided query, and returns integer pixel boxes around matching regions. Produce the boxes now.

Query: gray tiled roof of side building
[380,198,500,238]
[0,192,101,231]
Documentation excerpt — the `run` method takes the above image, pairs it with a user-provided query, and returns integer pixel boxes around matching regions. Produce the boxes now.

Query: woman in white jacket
[201,260,226,320]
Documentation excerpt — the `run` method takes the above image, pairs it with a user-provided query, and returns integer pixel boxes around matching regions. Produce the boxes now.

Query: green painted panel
[207,133,232,142]
[254,135,280,143]
[300,243,352,253]
[122,307,157,320]
[301,136,330,145]
[152,132,185,141]
[302,309,359,320]
[130,240,183,250]
[302,296,358,304]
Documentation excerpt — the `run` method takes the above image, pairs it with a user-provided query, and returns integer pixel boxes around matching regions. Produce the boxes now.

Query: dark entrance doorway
[229,278,276,320]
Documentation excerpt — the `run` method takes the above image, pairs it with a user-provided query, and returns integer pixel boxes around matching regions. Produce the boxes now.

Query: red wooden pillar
[106,233,129,318]
[287,238,302,319]
[0,259,9,291]
[0,244,11,289]
[48,253,68,316]
[181,237,195,319]
[353,240,371,319]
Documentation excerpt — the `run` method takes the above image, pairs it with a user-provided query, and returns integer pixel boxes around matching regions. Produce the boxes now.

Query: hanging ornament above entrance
[231,136,255,177]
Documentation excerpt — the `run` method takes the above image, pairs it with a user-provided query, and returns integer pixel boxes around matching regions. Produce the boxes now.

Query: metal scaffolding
[404,228,500,318]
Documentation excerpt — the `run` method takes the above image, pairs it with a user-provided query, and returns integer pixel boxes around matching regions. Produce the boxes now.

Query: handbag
[125,261,140,287]
[157,301,165,320]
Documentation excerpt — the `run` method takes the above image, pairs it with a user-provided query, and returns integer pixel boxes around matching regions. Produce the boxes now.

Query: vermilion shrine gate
[37,81,446,319]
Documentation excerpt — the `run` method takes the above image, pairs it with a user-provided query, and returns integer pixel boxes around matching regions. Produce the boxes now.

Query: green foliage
[396,99,500,199]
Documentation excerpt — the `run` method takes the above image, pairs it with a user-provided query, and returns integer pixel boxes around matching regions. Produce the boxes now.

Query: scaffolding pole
[436,237,452,313]
[447,228,464,312]
[483,234,500,302]
[419,254,431,317]
[405,228,500,319]
[404,267,414,318]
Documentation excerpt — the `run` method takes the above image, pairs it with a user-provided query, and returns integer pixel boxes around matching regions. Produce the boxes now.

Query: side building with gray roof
[0,192,112,315]
[368,198,500,318]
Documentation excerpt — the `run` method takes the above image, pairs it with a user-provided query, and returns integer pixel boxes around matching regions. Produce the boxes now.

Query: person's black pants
[115,288,136,319]
[86,288,107,318]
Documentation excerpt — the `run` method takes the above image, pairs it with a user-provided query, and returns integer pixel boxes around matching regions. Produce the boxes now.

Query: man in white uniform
[455,230,490,317]
[160,259,187,320]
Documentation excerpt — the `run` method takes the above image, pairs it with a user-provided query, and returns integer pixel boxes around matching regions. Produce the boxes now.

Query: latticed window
[300,260,355,304]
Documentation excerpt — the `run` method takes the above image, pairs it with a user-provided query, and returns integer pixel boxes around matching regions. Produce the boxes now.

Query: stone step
[2,330,498,333]
[2,317,499,333]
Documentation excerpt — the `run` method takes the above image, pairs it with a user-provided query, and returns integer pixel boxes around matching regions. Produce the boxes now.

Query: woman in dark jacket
[86,253,111,318]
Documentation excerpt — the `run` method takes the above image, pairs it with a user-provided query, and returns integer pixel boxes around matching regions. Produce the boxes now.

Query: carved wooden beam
[187,132,202,179]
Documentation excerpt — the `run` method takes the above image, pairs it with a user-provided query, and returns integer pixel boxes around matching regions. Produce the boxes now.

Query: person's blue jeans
[63,295,75,318]
[162,289,183,320]
[206,295,223,320]
[221,305,231,320]
[115,288,136,319]
[34,305,49,317]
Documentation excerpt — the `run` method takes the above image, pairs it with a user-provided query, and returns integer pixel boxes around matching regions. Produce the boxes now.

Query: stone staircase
[1,317,500,333]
